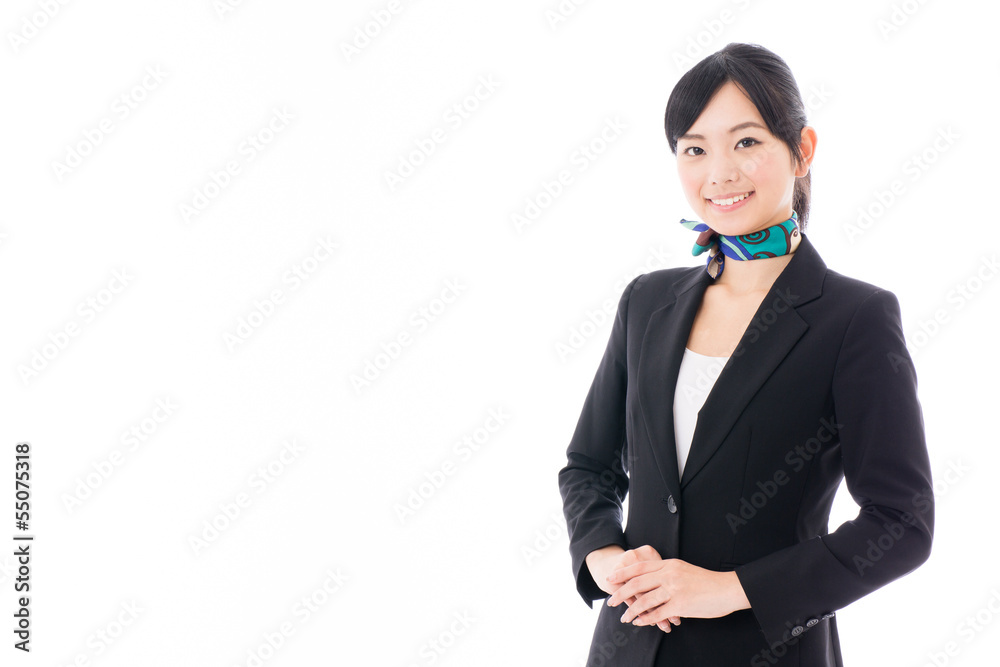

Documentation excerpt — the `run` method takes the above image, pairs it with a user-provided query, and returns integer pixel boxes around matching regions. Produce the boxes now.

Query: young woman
[557,42,934,666]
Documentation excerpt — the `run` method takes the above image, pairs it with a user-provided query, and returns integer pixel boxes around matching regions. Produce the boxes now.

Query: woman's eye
[682,139,757,156]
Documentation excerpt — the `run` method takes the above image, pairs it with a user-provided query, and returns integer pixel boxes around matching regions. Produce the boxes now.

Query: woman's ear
[795,126,818,177]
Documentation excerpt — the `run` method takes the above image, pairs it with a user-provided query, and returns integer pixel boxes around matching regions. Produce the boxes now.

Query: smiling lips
[708,191,754,206]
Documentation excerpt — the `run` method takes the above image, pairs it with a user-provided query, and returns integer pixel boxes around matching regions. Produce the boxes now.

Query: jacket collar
[635,232,827,496]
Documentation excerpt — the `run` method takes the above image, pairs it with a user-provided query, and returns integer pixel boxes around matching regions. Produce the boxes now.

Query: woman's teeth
[710,191,753,206]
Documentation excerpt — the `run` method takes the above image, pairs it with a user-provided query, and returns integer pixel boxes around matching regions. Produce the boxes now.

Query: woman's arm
[557,275,641,606]
[733,288,935,648]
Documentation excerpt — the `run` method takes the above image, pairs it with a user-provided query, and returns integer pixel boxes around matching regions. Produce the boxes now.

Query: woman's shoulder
[623,265,703,309]
[820,268,902,310]
[633,265,705,296]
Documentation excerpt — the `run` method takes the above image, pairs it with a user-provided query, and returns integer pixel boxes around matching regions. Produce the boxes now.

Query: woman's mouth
[707,191,755,211]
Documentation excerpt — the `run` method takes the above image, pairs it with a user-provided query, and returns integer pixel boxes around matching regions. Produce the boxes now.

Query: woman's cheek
[677,168,703,201]
[740,152,764,175]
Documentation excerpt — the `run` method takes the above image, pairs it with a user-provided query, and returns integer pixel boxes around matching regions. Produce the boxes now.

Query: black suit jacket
[558,233,934,666]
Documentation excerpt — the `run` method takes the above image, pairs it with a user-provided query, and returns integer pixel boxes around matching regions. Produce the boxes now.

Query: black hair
[664,42,811,230]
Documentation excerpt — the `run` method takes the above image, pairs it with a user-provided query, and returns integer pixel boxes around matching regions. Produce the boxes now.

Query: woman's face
[675,80,811,237]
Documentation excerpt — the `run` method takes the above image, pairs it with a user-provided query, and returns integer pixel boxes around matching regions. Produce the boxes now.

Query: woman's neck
[712,230,801,294]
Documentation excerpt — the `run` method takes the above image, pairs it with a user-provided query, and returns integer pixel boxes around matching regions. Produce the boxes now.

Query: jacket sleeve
[734,288,935,647]
[557,274,640,607]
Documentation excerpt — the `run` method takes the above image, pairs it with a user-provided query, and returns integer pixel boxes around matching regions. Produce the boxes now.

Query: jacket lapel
[636,233,826,496]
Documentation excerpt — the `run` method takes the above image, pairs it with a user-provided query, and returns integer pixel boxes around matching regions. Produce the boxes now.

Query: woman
[557,42,934,666]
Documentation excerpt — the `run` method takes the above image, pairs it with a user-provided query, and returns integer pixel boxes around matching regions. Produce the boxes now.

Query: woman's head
[665,42,816,235]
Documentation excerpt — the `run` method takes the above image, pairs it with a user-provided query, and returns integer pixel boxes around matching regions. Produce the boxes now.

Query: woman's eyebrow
[678,121,767,141]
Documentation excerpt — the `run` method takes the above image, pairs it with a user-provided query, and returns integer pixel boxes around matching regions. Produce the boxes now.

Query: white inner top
[673,347,730,478]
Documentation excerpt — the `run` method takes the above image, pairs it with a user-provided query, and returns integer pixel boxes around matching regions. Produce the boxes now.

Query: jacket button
[790,625,804,636]
[806,617,819,627]
[666,495,677,513]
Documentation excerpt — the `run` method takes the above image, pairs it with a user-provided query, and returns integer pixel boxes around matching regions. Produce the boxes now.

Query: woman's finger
[656,616,681,633]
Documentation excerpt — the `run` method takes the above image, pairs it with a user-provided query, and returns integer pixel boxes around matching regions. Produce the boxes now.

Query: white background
[1,0,997,665]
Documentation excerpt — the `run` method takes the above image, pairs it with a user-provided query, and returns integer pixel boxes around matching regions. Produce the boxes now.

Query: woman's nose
[707,155,740,184]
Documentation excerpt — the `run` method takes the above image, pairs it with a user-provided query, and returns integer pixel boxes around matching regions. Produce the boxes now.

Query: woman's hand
[605,547,749,629]
[597,545,681,633]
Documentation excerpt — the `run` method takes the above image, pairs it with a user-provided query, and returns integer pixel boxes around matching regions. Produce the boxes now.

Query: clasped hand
[605,545,746,632]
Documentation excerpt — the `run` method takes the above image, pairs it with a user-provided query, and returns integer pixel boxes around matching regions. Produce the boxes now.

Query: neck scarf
[678,210,800,279]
